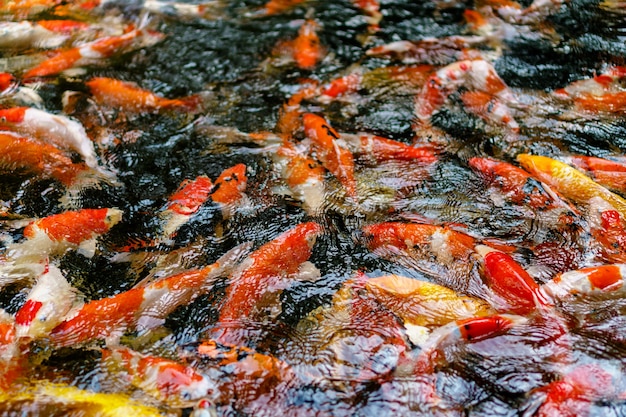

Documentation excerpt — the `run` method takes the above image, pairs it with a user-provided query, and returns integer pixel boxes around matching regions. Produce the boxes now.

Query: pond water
[0,0,626,415]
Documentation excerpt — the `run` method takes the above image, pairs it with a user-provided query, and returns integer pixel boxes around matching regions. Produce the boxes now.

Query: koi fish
[0,309,17,363]
[0,131,113,202]
[48,242,250,347]
[142,0,224,19]
[210,163,249,219]
[292,20,323,70]
[526,364,614,417]
[517,154,626,218]
[460,90,520,132]
[364,274,494,328]
[0,107,103,171]
[341,132,439,164]
[474,245,552,315]
[567,155,626,194]
[0,382,173,417]
[414,59,516,130]
[0,72,17,95]
[469,156,564,211]
[254,0,307,16]
[102,346,214,407]
[160,175,214,238]
[86,77,202,114]
[303,113,357,198]
[542,264,626,299]
[14,261,79,340]
[352,0,382,31]
[361,221,486,296]
[22,29,164,80]
[555,66,626,113]
[214,222,322,345]
[0,20,86,50]
[366,36,484,66]
[274,141,326,215]
[8,207,122,261]
[415,313,528,372]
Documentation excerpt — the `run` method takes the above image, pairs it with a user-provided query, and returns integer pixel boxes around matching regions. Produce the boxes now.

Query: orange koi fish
[361,222,476,263]
[275,80,317,137]
[474,245,552,315]
[341,132,439,164]
[49,243,249,347]
[186,340,296,411]
[86,77,202,114]
[102,346,214,407]
[292,20,323,70]
[364,274,494,328]
[517,154,626,218]
[361,221,482,295]
[0,107,102,170]
[14,261,78,340]
[414,59,516,130]
[275,142,326,215]
[469,156,564,211]
[0,131,111,199]
[319,72,362,101]
[215,222,322,345]
[9,208,122,261]
[0,73,17,95]
[22,29,164,80]
[256,0,307,16]
[543,264,626,299]
[209,163,248,219]
[527,364,614,417]
[303,113,357,198]
[567,155,626,194]
[0,20,86,50]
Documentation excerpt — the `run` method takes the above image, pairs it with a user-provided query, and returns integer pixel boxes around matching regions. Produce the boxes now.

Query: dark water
[1,0,626,415]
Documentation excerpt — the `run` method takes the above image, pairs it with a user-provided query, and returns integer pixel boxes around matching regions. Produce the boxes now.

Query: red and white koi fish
[414,59,517,131]
[86,77,202,114]
[274,141,326,215]
[0,73,17,96]
[341,132,439,164]
[543,264,626,299]
[474,245,552,315]
[142,0,224,19]
[0,107,103,171]
[102,346,214,407]
[352,0,382,31]
[0,309,17,363]
[160,175,214,238]
[8,208,122,261]
[14,261,78,340]
[22,29,164,80]
[0,20,87,50]
[214,222,322,345]
[415,313,528,373]
[554,66,626,114]
[526,364,614,417]
[49,243,250,347]
[303,113,357,199]
[366,36,485,66]
[566,155,626,194]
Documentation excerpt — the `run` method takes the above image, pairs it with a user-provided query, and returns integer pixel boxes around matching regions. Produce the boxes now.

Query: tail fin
[60,166,122,208]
